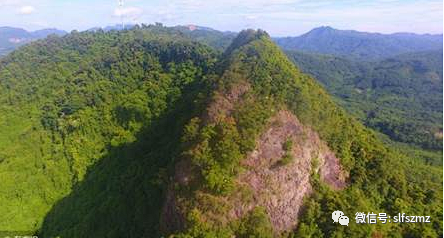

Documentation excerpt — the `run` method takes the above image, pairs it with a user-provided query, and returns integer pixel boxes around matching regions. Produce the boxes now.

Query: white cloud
[113,6,143,18]
[18,5,35,14]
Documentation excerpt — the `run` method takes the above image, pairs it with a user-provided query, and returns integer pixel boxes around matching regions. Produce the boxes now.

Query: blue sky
[0,0,442,36]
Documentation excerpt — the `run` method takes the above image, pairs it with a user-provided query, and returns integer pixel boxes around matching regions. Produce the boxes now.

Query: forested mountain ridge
[285,49,443,153]
[173,25,237,51]
[0,26,66,56]
[274,26,443,60]
[86,23,237,51]
[169,25,443,153]
[0,26,441,237]
[161,29,442,238]
[0,25,218,235]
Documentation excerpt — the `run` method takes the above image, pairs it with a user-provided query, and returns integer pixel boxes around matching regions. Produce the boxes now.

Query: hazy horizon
[0,0,442,37]
[1,23,443,38]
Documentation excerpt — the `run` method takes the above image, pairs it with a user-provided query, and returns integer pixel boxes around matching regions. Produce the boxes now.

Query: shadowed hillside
[0,26,441,238]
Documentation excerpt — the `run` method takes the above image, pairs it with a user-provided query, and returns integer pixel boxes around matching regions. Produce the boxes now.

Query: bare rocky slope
[161,30,349,236]
[162,87,347,234]
[157,29,442,238]
[233,110,346,231]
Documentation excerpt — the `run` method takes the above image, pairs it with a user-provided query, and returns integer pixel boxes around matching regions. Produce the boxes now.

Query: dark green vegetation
[275,26,443,60]
[167,29,442,238]
[280,138,294,165]
[88,23,237,52]
[0,25,216,236]
[276,27,443,166]
[0,27,66,56]
[0,25,441,238]
[285,50,443,159]
[173,25,237,51]
[5,25,441,154]
[160,26,443,154]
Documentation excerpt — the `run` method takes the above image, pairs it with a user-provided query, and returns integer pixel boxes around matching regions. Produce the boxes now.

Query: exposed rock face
[161,84,346,234]
[319,152,347,190]
[229,110,346,232]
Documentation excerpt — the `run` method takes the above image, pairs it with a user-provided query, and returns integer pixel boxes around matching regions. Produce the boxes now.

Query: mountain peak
[313,26,335,31]
[224,29,269,55]
[275,26,443,60]
[160,28,351,236]
[305,26,337,36]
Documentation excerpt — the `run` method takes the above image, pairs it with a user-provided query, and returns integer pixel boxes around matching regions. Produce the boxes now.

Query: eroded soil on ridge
[229,110,346,232]
[162,88,346,234]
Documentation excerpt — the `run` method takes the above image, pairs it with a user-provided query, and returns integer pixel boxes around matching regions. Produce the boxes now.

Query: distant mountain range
[160,25,443,61]
[1,25,442,60]
[274,26,443,60]
[159,25,442,150]
[0,27,67,56]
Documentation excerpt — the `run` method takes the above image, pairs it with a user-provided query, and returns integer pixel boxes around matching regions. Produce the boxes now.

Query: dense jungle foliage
[0,25,217,237]
[0,26,441,238]
[172,26,443,155]
[168,29,442,238]
[285,50,443,155]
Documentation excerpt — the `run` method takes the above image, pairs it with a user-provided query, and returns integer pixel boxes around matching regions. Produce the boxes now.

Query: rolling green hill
[0,26,441,237]
[285,49,443,153]
[0,25,217,236]
[156,26,443,153]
